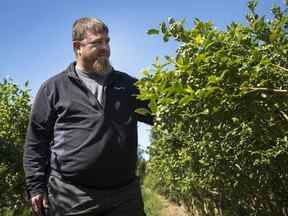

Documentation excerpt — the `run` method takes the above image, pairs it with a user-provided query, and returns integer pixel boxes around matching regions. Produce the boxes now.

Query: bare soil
[159,196,189,216]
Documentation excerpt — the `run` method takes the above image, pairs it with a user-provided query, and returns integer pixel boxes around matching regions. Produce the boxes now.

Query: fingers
[31,193,48,216]
[42,194,49,209]
[32,194,42,215]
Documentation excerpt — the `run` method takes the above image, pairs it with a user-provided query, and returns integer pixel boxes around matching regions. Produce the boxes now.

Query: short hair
[72,17,109,42]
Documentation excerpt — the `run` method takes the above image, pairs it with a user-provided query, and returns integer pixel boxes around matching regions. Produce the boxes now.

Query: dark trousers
[47,175,146,216]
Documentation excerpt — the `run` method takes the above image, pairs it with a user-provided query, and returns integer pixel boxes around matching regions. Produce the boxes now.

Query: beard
[92,56,112,76]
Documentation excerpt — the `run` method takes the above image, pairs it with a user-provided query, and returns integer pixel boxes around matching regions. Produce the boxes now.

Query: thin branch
[248,87,288,93]
[280,111,288,122]
[242,87,288,94]
[272,64,288,73]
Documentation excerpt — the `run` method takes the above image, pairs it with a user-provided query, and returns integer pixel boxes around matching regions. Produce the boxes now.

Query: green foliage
[0,79,31,215]
[139,1,288,215]
[137,148,147,185]
[142,185,164,216]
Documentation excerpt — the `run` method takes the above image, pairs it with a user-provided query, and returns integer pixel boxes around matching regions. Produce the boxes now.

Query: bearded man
[23,17,152,216]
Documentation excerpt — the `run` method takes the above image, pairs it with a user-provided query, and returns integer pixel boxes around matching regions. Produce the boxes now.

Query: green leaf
[163,33,170,42]
[195,34,204,45]
[179,95,194,106]
[208,75,222,85]
[24,80,29,87]
[135,108,151,116]
[168,17,175,25]
[147,29,159,35]
[247,0,258,12]
[184,86,194,94]
[141,69,150,77]
[160,22,167,34]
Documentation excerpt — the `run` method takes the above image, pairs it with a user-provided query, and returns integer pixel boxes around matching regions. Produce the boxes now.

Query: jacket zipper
[70,76,104,112]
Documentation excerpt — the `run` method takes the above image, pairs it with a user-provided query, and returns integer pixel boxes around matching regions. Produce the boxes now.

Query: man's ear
[73,41,81,55]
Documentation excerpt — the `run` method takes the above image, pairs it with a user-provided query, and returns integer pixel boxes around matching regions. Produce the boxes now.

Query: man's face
[77,29,111,73]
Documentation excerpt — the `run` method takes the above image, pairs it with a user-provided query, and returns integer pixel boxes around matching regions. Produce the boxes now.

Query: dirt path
[159,196,188,216]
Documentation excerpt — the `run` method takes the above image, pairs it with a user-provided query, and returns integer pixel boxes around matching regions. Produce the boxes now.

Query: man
[23,17,152,216]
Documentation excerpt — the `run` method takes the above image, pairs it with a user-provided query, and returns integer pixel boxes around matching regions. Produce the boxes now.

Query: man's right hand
[31,193,49,216]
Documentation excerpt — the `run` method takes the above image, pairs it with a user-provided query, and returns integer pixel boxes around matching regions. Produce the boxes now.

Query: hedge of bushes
[137,1,288,215]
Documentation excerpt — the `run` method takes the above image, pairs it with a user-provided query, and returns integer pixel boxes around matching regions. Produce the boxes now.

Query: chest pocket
[108,87,135,124]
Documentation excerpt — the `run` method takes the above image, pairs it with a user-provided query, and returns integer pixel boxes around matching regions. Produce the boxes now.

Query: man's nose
[98,44,110,56]
[98,42,109,50]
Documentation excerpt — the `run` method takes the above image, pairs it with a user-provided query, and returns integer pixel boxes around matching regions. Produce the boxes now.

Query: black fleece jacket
[23,62,152,197]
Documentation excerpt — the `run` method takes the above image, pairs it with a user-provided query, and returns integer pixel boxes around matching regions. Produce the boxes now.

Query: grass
[0,207,31,216]
[142,187,164,216]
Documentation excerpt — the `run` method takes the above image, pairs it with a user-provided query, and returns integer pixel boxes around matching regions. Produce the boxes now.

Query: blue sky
[0,0,285,157]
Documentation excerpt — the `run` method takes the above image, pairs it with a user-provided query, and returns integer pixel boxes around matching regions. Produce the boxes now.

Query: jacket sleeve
[23,83,55,198]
